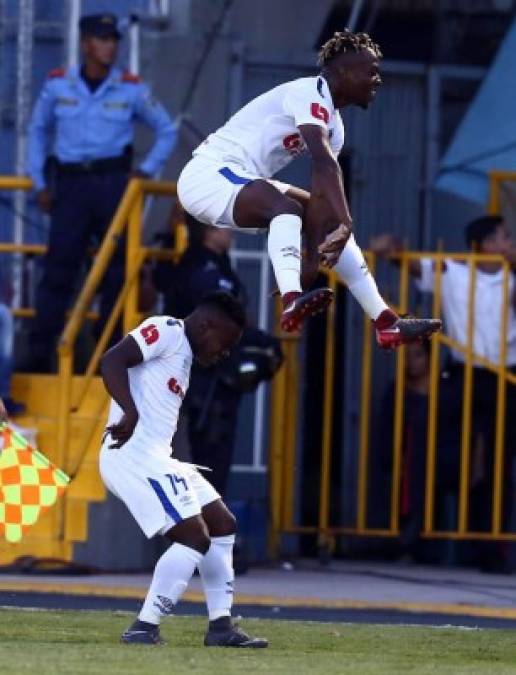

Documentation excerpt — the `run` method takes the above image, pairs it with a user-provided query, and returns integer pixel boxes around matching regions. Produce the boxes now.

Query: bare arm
[100,335,143,448]
[299,124,352,271]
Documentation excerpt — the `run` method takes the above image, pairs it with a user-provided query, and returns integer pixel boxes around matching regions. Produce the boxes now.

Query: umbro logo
[154,594,176,615]
[280,246,301,260]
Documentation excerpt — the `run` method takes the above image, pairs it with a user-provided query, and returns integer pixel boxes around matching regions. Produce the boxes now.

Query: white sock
[138,543,204,625]
[198,534,235,621]
[334,234,389,320]
[267,214,302,296]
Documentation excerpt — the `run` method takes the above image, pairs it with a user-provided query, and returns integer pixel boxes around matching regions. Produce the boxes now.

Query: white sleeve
[129,315,182,362]
[283,80,331,130]
[415,258,435,293]
[329,114,345,158]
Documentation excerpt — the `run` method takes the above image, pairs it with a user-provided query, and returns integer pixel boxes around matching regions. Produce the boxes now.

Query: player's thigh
[99,448,204,540]
[233,179,303,229]
[201,499,237,537]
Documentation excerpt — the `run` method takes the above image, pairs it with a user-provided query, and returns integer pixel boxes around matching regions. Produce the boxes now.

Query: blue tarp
[436,18,516,205]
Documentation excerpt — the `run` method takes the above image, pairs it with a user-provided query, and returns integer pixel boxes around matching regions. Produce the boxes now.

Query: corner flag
[0,423,70,543]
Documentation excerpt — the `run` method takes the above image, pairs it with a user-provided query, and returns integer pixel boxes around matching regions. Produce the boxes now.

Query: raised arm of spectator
[369,234,424,278]
[506,241,516,311]
[134,84,177,177]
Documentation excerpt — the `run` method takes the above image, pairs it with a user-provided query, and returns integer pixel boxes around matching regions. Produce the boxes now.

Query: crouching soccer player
[99,291,267,648]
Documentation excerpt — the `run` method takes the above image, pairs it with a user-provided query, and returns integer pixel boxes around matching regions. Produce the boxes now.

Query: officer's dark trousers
[31,170,128,368]
[448,362,516,570]
[185,377,241,498]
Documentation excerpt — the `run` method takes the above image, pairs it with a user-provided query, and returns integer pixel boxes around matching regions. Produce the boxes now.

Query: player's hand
[106,409,139,449]
[36,188,53,213]
[0,398,7,424]
[318,223,352,267]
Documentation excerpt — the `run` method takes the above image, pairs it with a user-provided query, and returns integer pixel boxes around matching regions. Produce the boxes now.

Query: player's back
[193,76,344,178]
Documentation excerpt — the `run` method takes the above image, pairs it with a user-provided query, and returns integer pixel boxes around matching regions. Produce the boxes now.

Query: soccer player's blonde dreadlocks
[318,29,382,67]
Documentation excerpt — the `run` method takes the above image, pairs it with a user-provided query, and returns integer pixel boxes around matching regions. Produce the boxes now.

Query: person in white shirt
[99,291,267,647]
[371,215,516,570]
[178,29,441,346]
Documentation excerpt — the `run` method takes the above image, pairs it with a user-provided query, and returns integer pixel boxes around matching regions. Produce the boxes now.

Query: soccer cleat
[374,310,442,350]
[280,288,334,333]
[121,620,165,645]
[204,617,268,648]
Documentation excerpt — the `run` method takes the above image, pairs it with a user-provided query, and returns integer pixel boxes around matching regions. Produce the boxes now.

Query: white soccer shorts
[99,442,220,539]
[177,154,291,230]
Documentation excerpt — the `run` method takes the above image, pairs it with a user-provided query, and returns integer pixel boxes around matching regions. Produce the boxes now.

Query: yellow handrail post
[124,179,144,333]
[318,272,338,547]
[458,253,477,533]
[424,254,443,535]
[267,297,287,558]
[492,261,510,535]
[55,342,73,539]
[281,334,300,530]
[357,252,375,532]
[390,254,409,532]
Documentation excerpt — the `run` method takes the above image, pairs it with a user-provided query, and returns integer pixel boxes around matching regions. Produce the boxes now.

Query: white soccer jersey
[417,258,516,366]
[193,76,345,177]
[105,315,193,458]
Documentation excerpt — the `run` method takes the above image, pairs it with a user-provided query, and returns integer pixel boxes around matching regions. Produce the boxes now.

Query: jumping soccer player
[178,29,441,345]
[99,292,267,648]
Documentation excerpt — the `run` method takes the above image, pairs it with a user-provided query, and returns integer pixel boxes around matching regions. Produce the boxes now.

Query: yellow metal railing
[0,177,187,536]
[268,250,516,554]
[55,178,185,480]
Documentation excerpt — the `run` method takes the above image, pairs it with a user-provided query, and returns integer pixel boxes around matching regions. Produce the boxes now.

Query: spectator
[26,13,176,371]
[0,397,6,423]
[156,213,282,496]
[374,341,461,562]
[371,215,516,570]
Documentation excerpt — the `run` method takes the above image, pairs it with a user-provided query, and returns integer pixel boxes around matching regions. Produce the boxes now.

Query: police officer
[26,13,176,370]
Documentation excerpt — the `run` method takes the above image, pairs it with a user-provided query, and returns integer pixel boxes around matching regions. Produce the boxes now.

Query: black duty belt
[58,155,130,175]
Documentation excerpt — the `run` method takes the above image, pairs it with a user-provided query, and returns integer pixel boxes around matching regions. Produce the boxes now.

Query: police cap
[79,14,121,39]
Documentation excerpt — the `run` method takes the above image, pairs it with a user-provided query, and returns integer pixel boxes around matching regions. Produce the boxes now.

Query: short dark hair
[464,215,504,249]
[318,29,382,67]
[198,291,246,329]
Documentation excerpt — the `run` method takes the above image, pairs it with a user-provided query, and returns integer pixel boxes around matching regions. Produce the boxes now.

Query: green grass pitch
[1,608,516,674]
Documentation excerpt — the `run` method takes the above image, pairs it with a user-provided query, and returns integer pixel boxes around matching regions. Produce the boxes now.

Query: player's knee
[169,517,211,555]
[219,509,237,536]
[209,509,237,537]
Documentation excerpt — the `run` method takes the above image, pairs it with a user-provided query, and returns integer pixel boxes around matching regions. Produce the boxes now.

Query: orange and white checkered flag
[0,423,70,543]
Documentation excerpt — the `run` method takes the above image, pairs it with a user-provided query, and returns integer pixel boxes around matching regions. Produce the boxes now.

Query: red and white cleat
[280,288,334,333]
[375,309,442,350]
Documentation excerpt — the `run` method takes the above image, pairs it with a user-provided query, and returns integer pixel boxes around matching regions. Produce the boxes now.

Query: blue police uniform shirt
[27,65,177,190]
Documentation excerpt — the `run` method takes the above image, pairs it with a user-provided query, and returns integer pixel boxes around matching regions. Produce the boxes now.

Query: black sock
[209,616,232,631]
